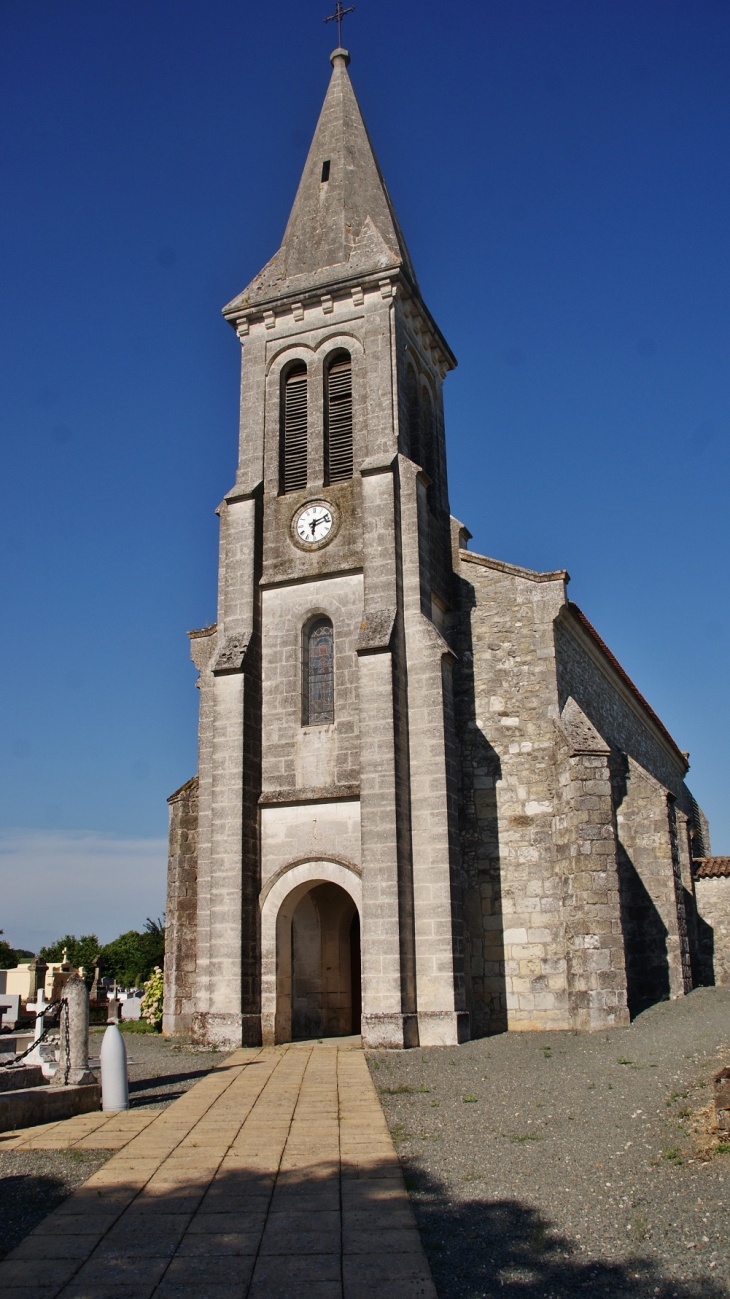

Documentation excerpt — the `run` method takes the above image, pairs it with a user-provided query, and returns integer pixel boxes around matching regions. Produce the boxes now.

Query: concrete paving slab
[0,1041,434,1298]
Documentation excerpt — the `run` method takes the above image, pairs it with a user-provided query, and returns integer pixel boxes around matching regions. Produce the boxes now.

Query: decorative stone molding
[263,310,275,330]
[356,608,396,654]
[212,630,251,674]
[258,784,360,806]
[359,452,396,477]
[321,293,334,314]
[223,479,262,504]
[188,625,218,672]
[556,696,611,756]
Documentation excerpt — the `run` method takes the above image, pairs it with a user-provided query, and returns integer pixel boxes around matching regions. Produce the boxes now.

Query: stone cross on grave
[26,987,50,1044]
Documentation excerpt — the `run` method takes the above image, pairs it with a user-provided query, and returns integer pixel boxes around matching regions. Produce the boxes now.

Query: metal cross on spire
[324,1,355,47]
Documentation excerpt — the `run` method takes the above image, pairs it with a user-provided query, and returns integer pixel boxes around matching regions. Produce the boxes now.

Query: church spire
[224,49,418,316]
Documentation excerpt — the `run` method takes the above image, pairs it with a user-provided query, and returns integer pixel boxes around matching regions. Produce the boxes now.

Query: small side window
[303,618,334,726]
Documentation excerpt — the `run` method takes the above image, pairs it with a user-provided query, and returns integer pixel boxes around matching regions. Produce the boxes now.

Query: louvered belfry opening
[325,353,354,484]
[281,363,308,493]
[303,618,335,726]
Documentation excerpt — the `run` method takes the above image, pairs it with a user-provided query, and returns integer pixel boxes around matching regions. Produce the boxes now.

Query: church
[162,46,727,1050]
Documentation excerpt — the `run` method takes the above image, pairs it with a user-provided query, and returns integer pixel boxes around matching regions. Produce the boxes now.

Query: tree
[100,920,165,988]
[39,935,100,974]
[0,939,18,969]
[0,932,35,969]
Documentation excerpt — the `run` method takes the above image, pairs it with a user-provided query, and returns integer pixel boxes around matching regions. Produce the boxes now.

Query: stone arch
[260,859,362,1044]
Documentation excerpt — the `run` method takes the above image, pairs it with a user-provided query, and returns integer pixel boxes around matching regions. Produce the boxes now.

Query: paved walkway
[0,1039,437,1299]
[1,1108,159,1152]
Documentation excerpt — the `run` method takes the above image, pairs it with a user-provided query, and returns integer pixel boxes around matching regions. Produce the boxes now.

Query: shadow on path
[2,1156,727,1297]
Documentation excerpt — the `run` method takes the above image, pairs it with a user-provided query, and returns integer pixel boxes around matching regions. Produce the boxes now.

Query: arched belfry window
[406,364,420,466]
[303,618,334,726]
[325,352,353,484]
[280,362,308,493]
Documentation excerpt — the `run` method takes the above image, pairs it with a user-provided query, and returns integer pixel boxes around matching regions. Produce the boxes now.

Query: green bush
[100,920,164,988]
[140,966,164,1030]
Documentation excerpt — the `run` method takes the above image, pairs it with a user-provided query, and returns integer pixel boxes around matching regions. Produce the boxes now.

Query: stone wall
[554,607,690,803]
[610,756,691,1014]
[694,862,730,987]
[554,603,700,1009]
[452,549,569,1035]
[454,548,707,1036]
[553,701,629,1030]
[163,776,199,1036]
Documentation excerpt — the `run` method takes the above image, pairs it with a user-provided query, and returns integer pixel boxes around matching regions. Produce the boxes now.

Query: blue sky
[1,1,728,948]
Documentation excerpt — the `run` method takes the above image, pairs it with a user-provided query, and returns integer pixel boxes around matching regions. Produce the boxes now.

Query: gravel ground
[0,1032,223,1259]
[88,1028,223,1108]
[0,1148,111,1261]
[368,986,730,1299]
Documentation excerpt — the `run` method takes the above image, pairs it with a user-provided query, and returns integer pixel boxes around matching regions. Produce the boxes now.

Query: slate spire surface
[224,49,418,315]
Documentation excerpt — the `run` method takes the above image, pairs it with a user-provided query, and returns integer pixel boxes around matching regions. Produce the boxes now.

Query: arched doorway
[260,860,362,1045]
[290,882,361,1040]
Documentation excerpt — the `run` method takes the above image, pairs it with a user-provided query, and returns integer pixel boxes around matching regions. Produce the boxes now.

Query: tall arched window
[303,618,334,726]
[406,364,420,466]
[325,352,353,483]
[280,363,308,493]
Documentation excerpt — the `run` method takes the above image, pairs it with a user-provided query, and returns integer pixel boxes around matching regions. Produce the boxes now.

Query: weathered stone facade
[163,48,725,1049]
[693,860,730,987]
[162,776,198,1036]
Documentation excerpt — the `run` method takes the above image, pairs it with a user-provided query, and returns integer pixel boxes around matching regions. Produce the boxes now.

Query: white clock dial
[296,504,334,544]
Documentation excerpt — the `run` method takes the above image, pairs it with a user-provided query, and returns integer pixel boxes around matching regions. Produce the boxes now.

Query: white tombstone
[26,987,49,1043]
[24,987,56,1070]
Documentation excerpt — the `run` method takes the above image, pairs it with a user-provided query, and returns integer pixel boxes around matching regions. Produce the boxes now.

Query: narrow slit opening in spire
[321,160,331,183]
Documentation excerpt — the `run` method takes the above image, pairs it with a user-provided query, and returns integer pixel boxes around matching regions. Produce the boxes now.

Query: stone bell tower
[163,46,468,1050]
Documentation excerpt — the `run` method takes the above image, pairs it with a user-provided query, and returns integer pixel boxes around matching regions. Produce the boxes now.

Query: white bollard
[100,1023,129,1110]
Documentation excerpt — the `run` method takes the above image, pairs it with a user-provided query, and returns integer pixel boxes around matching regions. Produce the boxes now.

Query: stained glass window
[306,619,334,725]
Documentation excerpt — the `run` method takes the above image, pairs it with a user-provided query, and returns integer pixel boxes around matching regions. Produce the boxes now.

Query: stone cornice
[459,549,569,585]
[259,785,360,807]
[259,567,363,591]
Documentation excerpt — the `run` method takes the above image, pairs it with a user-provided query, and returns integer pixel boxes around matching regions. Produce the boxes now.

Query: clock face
[295,503,334,545]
